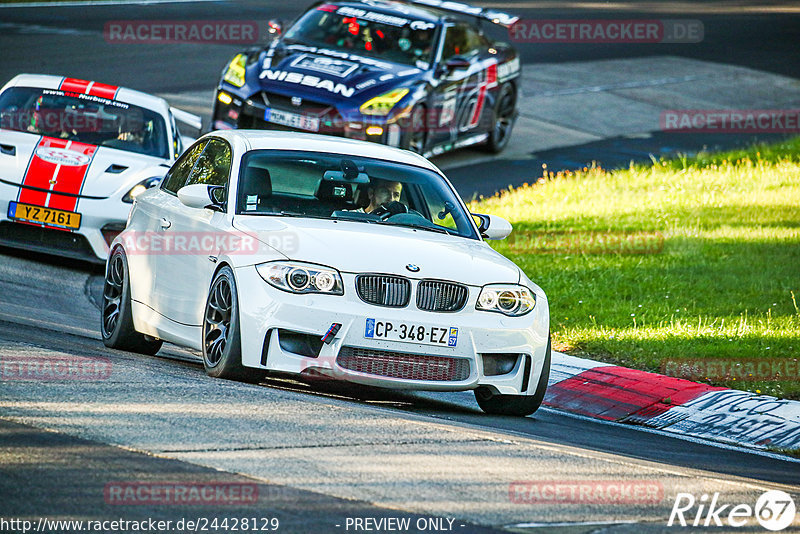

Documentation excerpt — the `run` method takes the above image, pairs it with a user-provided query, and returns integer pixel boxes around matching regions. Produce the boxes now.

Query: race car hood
[232,216,521,286]
[257,44,426,106]
[0,130,167,199]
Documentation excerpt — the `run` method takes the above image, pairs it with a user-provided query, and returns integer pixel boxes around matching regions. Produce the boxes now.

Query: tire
[403,104,427,154]
[202,266,257,382]
[475,335,551,416]
[483,83,517,154]
[101,247,163,355]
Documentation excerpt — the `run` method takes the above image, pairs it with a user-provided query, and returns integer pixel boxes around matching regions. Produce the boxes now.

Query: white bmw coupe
[102,130,550,416]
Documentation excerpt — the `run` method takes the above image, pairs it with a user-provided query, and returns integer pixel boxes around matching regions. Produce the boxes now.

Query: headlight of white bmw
[256,261,344,295]
[476,284,536,316]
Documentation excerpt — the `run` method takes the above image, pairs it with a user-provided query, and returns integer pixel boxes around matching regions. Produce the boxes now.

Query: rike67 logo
[669,490,796,531]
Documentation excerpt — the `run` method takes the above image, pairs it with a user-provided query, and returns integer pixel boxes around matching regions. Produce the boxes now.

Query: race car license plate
[8,202,81,230]
[364,318,458,348]
[264,108,320,132]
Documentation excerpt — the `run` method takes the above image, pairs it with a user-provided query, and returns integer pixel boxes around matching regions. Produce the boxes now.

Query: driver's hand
[373,201,408,217]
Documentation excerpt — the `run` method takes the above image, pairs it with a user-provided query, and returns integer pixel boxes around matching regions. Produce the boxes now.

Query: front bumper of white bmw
[235,265,550,395]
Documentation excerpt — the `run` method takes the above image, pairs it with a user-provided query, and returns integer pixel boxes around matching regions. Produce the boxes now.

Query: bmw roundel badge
[406,264,420,272]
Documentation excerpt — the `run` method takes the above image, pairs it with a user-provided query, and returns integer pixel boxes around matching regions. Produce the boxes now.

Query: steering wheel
[371,201,408,220]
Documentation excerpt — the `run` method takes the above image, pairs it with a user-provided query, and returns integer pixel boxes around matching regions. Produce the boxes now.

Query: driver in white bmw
[349,178,403,213]
[365,178,403,213]
[366,179,402,213]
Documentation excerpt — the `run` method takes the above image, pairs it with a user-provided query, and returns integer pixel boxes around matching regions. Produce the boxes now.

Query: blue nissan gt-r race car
[212,0,521,157]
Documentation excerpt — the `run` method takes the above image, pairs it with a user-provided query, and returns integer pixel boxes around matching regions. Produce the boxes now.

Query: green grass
[469,137,800,399]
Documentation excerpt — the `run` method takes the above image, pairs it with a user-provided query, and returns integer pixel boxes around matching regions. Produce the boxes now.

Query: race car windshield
[0,87,169,159]
[283,5,437,67]
[236,150,478,240]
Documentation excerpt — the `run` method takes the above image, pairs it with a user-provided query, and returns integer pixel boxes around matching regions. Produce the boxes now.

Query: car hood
[256,44,426,107]
[0,130,167,198]
[232,216,521,286]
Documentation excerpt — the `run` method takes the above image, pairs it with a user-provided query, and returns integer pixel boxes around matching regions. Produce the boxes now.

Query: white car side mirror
[473,213,513,240]
[178,183,225,211]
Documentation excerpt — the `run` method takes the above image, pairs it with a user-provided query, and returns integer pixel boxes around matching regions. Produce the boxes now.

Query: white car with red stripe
[0,74,201,263]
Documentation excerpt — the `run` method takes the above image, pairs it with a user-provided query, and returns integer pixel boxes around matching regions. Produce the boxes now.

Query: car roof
[207,130,443,173]
[323,0,445,23]
[2,74,169,114]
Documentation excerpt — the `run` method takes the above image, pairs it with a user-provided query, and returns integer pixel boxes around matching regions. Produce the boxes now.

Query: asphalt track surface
[1,1,800,532]
[1,245,799,531]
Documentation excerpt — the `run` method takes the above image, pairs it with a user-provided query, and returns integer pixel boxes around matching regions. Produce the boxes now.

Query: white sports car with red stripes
[0,74,201,263]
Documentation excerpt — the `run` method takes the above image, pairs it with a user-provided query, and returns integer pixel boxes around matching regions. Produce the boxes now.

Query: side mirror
[473,213,512,240]
[444,56,471,72]
[178,184,226,212]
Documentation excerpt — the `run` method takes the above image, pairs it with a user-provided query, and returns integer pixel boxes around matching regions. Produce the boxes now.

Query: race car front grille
[355,274,411,308]
[416,280,469,312]
[337,346,470,382]
[238,92,345,136]
[264,93,331,114]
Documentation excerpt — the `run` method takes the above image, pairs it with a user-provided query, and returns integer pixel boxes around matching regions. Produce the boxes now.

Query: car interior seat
[240,166,272,211]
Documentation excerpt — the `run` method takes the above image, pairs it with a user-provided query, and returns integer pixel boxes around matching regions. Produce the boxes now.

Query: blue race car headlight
[476,284,535,316]
[223,54,247,88]
[256,261,344,295]
[359,88,409,116]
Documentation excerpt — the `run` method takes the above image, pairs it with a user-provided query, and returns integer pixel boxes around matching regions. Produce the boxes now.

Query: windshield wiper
[257,211,328,220]
[330,212,379,223]
[376,220,452,235]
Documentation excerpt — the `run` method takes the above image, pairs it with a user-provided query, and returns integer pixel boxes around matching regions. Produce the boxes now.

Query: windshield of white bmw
[283,5,438,67]
[0,86,170,159]
[236,150,478,239]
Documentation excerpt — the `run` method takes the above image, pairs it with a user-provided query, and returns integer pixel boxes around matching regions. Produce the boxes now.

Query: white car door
[145,139,207,317]
[155,137,233,326]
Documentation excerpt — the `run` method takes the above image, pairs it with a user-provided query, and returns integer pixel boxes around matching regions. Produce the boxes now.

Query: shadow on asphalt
[0,244,104,274]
